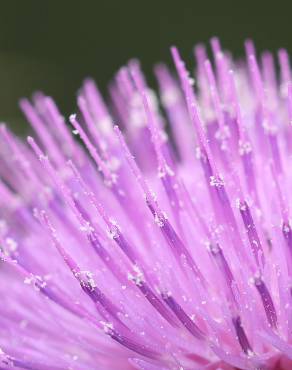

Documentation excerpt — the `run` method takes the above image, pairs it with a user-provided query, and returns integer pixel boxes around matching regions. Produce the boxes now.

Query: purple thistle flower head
[1,37,292,370]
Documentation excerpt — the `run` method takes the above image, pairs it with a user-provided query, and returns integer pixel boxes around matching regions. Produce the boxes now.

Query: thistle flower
[0,38,292,370]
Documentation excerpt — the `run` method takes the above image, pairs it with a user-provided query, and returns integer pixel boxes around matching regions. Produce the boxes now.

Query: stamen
[39,210,124,326]
[108,327,159,360]
[246,48,283,174]
[232,315,253,355]
[278,49,291,92]
[238,200,265,270]
[77,95,110,161]
[67,160,138,264]
[283,221,292,251]
[204,59,227,135]
[42,96,77,157]
[20,99,64,167]
[131,280,178,327]
[210,37,231,103]
[171,46,217,173]
[209,243,238,311]
[253,276,277,329]
[69,114,113,184]
[82,79,113,138]
[114,126,205,283]
[28,137,130,278]
[228,70,258,202]
[129,61,165,168]
[162,292,205,340]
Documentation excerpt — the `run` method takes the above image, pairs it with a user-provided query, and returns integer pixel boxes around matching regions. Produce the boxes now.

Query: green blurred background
[0,3,290,133]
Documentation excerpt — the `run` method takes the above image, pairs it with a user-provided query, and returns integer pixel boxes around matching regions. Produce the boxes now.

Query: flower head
[0,38,292,369]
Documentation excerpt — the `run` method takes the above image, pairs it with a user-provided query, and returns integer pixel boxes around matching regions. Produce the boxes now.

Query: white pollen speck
[209,175,224,187]
[79,222,94,234]
[128,266,144,286]
[69,114,77,122]
[100,321,113,334]
[76,271,97,291]
[188,77,195,86]
[5,238,18,252]
[239,140,252,155]
[154,213,165,227]
[24,275,47,291]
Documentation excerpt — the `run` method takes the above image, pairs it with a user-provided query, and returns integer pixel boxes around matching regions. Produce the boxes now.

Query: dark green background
[0,3,290,133]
